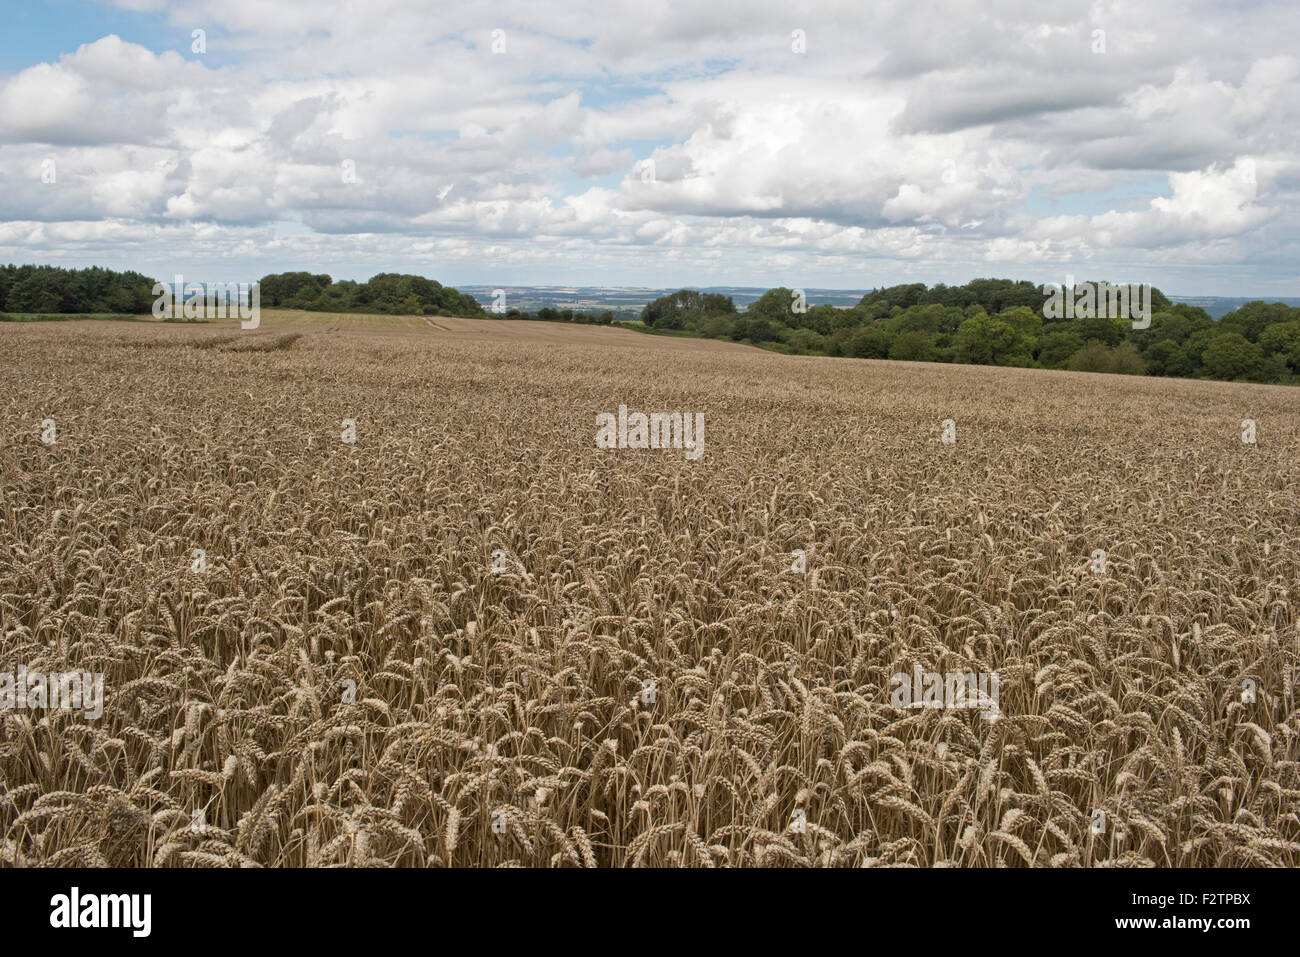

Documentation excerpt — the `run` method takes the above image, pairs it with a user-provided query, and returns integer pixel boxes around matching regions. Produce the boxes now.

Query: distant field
[455,285,875,315]
[0,312,146,322]
[216,308,758,350]
[1,314,1296,867]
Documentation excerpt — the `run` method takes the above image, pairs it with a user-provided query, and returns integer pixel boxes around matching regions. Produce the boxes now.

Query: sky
[0,0,1297,295]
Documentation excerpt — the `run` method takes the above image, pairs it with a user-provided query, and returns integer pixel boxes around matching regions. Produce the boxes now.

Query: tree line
[258,272,483,317]
[0,264,157,315]
[496,306,615,324]
[640,279,1300,384]
[260,273,624,323]
[0,265,616,324]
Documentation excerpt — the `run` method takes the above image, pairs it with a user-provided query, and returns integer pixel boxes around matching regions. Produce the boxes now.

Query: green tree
[999,306,1042,338]
[1066,342,1114,373]
[641,289,735,328]
[257,272,481,317]
[953,313,1034,366]
[699,315,734,339]
[1220,301,1299,341]
[1069,314,1123,346]
[801,303,843,335]
[787,327,827,354]
[888,330,936,362]
[1037,331,1085,369]
[1258,320,1300,373]
[847,325,891,359]
[1141,339,1192,377]
[1109,342,1146,375]
[745,287,806,327]
[1066,342,1144,375]
[6,271,63,313]
[1130,306,1212,351]
[1201,333,1267,381]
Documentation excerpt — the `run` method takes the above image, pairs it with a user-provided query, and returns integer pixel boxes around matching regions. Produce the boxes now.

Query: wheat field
[1,314,1297,867]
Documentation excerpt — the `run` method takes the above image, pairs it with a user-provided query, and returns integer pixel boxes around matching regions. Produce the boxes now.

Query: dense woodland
[259,272,620,323]
[0,264,157,315]
[257,272,484,317]
[640,279,1300,384]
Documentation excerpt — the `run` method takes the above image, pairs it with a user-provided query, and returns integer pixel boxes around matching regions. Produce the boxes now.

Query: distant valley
[458,285,1300,320]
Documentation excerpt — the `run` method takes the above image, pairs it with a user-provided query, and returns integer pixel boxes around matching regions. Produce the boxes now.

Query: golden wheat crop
[1,314,1297,867]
